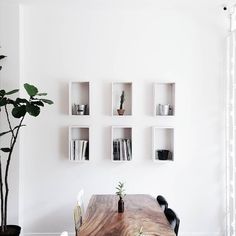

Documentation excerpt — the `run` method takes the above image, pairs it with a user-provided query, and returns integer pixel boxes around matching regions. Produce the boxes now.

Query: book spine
[127,139,132,160]
[70,140,75,160]
[123,139,127,161]
[82,140,88,160]
[85,141,89,160]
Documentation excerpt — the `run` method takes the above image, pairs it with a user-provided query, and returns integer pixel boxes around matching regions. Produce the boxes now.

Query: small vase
[118,197,124,213]
[117,109,125,116]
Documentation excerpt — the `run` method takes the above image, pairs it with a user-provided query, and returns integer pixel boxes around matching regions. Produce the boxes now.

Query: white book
[79,140,83,160]
[74,140,80,161]
[82,140,88,160]
[127,139,132,160]
[70,140,75,160]
[123,139,127,161]
[119,139,123,161]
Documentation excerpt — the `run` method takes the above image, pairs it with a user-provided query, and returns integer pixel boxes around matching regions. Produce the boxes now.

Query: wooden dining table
[79,194,176,236]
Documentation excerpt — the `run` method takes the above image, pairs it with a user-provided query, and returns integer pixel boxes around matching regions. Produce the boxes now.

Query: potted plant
[0,54,53,235]
[116,182,126,213]
[117,90,125,115]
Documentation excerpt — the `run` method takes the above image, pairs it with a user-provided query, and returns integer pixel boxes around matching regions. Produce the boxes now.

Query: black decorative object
[157,150,171,160]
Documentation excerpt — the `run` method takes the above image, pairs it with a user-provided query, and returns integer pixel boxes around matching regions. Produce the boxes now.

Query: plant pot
[0,225,21,236]
[77,104,87,115]
[117,109,125,116]
[118,198,124,213]
[156,150,171,160]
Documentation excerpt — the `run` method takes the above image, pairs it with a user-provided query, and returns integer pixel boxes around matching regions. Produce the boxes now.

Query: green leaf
[41,99,53,105]
[12,105,26,118]
[36,93,47,96]
[31,101,44,107]
[26,103,40,117]
[24,83,38,97]
[7,99,16,105]
[0,90,6,97]
[0,97,7,106]
[5,89,19,95]
[0,148,11,153]
[0,55,6,60]
[15,98,28,105]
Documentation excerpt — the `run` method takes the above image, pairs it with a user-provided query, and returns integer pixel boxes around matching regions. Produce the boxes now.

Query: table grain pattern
[79,194,176,236]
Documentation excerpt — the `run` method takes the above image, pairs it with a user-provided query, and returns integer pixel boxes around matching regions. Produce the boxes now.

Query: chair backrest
[77,189,85,217]
[74,204,83,235]
[164,208,180,236]
[74,189,85,236]
[156,195,168,211]
[60,231,68,236]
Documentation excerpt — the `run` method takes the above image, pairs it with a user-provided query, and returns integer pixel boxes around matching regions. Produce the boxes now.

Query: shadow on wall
[102,126,111,161]
[59,81,69,115]
[59,126,68,160]
[101,81,112,116]
[29,203,74,233]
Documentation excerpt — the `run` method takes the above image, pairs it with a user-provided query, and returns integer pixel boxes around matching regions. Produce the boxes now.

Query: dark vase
[118,197,124,213]
[0,225,21,236]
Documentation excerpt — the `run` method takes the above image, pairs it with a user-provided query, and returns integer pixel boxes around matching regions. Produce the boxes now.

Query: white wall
[0,0,227,235]
[0,1,20,225]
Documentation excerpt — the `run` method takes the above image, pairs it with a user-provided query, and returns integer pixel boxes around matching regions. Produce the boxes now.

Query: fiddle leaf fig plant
[116,182,126,199]
[0,82,53,232]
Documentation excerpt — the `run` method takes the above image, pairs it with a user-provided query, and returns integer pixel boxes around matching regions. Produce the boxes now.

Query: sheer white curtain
[226,10,236,236]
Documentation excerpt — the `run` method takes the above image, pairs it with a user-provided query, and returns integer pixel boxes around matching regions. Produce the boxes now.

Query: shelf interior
[154,83,175,116]
[71,82,90,115]
[153,127,174,161]
[112,127,132,161]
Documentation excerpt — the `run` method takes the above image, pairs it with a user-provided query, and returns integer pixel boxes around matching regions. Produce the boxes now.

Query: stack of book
[113,138,132,161]
[70,139,89,161]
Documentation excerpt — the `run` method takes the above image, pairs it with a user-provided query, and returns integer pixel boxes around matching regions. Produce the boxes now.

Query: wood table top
[79,194,176,236]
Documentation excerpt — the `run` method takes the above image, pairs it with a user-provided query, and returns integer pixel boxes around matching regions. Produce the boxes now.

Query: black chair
[164,208,180,236]
[156,195,168,211]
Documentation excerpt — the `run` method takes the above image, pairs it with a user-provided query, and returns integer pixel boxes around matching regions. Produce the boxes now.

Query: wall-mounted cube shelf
[69,126,90,162]
[153,82,175,116]
[111,126,132,162]
[152,126,174,162]
[112,82,132,116]
[69,81,90,116]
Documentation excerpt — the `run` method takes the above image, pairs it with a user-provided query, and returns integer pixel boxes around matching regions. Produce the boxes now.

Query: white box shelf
[69,126,90,162]
[69,81,90,116]
[153,82,175,116]
[152,126,174,162]
[111,126,132,162]
[112,82,132,116]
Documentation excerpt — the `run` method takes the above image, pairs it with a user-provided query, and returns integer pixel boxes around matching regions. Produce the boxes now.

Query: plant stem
[0,157,4,232]
[3,115,24,228]
[4,106,15,139]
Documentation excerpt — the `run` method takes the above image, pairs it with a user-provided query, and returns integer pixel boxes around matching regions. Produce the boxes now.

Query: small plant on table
[116,182,126,213]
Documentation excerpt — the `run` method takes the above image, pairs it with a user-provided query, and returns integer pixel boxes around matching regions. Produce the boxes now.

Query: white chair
[60,231,68,236]
[74,189,85,236]
[74,205,82,236]
[76,189,85,217]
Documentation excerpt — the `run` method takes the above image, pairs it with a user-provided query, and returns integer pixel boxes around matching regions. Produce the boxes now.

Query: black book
[113,140,119,160]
